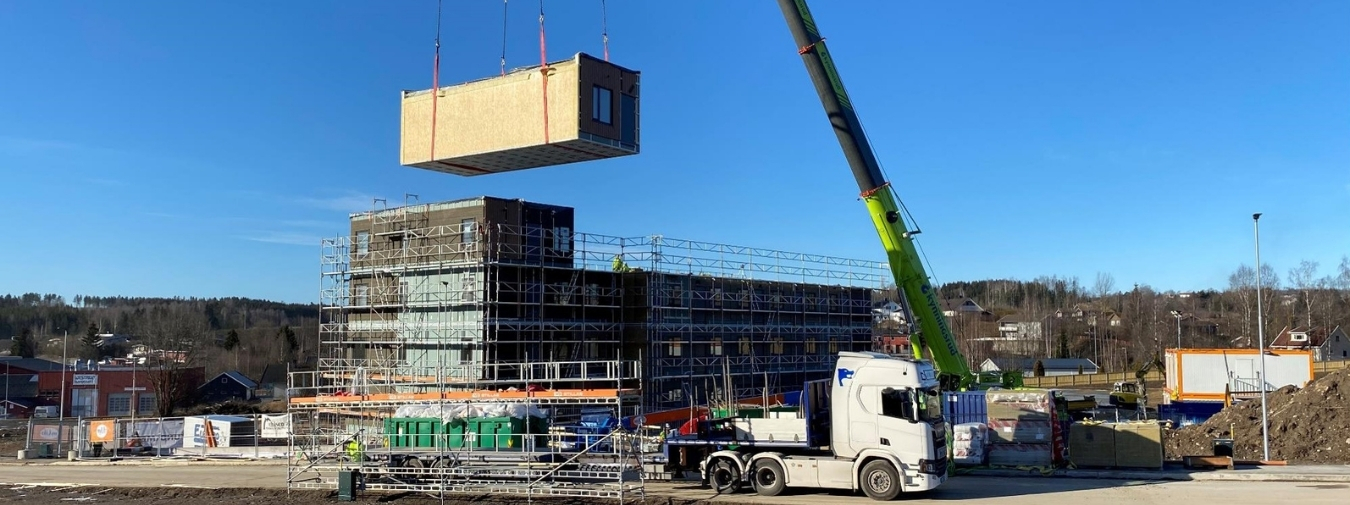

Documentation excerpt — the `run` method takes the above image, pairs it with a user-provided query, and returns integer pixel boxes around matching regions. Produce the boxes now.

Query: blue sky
[1,1,1347,304]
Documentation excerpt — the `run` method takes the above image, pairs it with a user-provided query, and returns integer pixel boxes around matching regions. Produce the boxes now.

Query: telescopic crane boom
[776,0,973,391]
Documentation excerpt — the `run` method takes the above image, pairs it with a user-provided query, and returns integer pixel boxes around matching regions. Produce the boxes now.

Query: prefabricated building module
[400,52,640,176]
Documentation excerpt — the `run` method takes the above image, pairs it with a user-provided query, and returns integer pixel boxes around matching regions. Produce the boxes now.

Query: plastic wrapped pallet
[985,389,1054,421]
[987,419,1054,444]
[951,422,989,466]
[952,422,989,443]
[1113,421,1164,469]
[953,442,987,466]
[987,443,1054,467]
[400,52,640,177]
[1067,422,1116,468]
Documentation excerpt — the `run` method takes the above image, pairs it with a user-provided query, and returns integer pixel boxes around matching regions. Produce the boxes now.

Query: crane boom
[776,0,973,390]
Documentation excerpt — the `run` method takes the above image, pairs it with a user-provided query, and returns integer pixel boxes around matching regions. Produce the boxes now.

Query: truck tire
[859,460,901,501]
[709,458,744,494]
[751,459,786,496]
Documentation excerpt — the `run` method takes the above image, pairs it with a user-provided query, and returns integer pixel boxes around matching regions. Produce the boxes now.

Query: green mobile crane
[778,0,1017,392]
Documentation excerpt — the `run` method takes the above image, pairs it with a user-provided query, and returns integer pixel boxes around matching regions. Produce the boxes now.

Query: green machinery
[779,0,1018,392]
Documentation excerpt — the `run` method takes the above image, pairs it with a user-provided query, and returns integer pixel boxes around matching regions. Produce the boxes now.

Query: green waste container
[384,417,443,448]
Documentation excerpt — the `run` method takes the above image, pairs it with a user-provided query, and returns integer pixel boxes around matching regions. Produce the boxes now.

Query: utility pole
[1171,310,1183,350]
[59,328,68,420]
[1253,213,1270,462]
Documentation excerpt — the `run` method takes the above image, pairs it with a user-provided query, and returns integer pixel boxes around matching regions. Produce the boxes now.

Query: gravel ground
[0,487,694,505]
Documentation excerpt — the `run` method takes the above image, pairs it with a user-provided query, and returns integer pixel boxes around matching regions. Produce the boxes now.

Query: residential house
[256,364,289,399]
[944,298,994,321]
[1269,326,1350,362]
[997,315,1044,341]
[198,371,258,404]
[980,357,1099,377]
[94,333,131,347]
[872,334,912,358]
[872,299,906,325]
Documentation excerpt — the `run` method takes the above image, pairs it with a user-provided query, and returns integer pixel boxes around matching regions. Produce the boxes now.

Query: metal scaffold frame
[291,198,886,497]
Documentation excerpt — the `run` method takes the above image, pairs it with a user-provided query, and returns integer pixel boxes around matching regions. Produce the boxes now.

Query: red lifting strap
[798,37,826,55]
[860,182,891,199]
[539,0,550,144]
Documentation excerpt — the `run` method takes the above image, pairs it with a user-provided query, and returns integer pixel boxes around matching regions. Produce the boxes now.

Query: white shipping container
[1164,349,1313,403]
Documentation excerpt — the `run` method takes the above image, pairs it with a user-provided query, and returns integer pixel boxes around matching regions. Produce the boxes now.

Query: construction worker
[345,437,364,462]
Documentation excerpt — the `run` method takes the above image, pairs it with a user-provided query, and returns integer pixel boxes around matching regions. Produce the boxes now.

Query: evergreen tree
[10,328,37,358]
[222,329,240,351]
[80,322,102,360]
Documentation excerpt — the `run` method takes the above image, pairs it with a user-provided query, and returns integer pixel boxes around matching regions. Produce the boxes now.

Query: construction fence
[22,413,292,460]
[1022,370,1165,389]
[1020,359,1349,389]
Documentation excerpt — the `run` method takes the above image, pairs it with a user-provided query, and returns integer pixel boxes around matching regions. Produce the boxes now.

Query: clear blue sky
[1,1,1347,304]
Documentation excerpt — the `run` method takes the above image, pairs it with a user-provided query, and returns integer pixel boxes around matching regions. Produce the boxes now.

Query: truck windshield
[916,388,943,423]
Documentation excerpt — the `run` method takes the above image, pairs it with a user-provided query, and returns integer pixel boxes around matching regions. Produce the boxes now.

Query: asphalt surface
[1,463,1349,504]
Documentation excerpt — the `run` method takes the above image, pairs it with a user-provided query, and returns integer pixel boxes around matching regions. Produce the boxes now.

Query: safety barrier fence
[22,413,293,460]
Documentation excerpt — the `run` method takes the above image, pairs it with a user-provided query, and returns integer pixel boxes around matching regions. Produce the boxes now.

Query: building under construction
[318,196,886,412]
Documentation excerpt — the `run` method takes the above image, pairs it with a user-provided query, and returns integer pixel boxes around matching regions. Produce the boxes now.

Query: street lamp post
[1253,212,1271,462]
[59,328,68,420]
[1170,310,1183,349]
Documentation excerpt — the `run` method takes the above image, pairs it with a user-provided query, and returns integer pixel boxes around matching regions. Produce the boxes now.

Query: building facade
[1270,326,1350,362]
[320,197,884,411]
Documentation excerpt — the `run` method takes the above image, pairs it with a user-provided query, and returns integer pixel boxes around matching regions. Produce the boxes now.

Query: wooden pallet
[1182,455,1234,470]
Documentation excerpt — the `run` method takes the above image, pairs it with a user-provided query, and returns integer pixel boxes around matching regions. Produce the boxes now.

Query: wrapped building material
[400,52,640,177]
[987,443,1054,467]
[987,419,1054,444]
[1068,422,1116,468]
[985,389,1054,421]
[952,422,990,466]
[1113,421,1164,469]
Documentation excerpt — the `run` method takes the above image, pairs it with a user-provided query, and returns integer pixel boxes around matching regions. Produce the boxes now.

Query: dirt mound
[1165,367,1350,463]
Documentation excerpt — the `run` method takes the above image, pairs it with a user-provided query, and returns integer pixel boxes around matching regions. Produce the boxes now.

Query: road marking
[159,484,221,490]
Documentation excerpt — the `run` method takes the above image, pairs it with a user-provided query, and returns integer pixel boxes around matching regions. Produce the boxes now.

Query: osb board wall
[401,60,582,166]
[577,58,640,144]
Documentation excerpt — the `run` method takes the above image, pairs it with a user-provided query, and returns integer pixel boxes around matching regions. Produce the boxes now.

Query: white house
[1269,326,1350,362]
[980,357,1099,377]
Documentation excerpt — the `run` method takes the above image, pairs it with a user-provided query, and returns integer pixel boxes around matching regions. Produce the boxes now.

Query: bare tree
[1228,265,1256,346]
[136,305,209,417]
[1289,260,1319,328]
[1094,272,1116,299]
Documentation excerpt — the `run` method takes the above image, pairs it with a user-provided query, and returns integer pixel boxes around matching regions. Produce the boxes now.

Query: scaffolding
[290,198,886,497]
[621,236,886,410]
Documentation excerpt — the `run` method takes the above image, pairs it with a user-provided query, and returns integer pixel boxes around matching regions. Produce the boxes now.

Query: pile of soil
[1165,367,1350,463]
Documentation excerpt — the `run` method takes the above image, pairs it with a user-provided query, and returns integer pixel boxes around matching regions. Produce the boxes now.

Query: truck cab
[693,352,947,501]
[831,351,947,494]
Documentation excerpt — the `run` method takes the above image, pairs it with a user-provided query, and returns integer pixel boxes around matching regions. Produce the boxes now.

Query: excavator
[779,0,1017,392]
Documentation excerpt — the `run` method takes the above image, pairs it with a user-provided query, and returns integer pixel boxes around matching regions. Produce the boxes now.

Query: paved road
[1,463,1347,504]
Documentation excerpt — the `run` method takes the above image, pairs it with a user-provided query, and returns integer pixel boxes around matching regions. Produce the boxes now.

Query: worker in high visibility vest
[345,438,364,462]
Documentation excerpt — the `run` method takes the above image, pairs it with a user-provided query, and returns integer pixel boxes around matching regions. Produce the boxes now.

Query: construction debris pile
[1165,367,1350,464]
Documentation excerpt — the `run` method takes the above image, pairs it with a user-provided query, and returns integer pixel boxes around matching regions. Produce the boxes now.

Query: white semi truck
[668,352,948,501]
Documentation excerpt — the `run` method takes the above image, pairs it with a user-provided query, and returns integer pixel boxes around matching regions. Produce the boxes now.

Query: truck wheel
[709,458,743,494]
[752,459,786,496]
[860,460,902,501]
